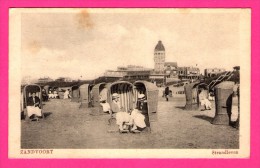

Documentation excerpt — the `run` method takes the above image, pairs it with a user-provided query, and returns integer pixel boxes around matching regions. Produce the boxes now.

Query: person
[53,89,58,99]
[116,110,131,132]
[26,92,42,121]
[208,90,215,101]
[111,93,130,132]
[129,108,146,132]
[136,94,150,130]
[199,88,212,110]
[100,96,111,114]
[48,90,54,99]
[42,89,48,102]
[164,86,169,101]
[63,89,70,99]
[111,93,121,116]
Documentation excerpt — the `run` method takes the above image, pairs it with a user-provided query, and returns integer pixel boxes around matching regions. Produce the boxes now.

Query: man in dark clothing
[27,92,41,120]
[165,86,169,101]
[27,92,41,107]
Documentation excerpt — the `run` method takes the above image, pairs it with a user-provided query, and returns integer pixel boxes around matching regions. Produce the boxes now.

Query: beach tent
[184,82,200,110]
[133,81,159,124]
[184,82,209,110]
[79,84,93,108]
[71,85,80,102]
[22,84,44,120]
[212,81,234,125]
[91,83,111,115]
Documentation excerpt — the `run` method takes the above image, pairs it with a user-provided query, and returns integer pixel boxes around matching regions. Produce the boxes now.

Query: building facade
[164,62,179,83]
[37,77,54,84]
[178,66,200,80]
[204,68,226,78]
[104,65,152,80]
[150,41,180,84]
[55,77,73,82]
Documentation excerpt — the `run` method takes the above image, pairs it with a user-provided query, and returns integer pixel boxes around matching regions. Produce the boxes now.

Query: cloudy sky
[21,9,241,80]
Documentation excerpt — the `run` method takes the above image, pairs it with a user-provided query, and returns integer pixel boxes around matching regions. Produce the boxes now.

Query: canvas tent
[133,81,159,124]
[22,84,44,120]
[79,84,93,108]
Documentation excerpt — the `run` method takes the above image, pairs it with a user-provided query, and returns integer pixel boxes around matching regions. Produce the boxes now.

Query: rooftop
[154,40,165,51]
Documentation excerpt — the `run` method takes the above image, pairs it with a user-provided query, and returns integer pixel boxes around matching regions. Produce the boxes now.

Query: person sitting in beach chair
[199,88,212,110]
[110,93,121,116]
[208,90,215,101]
[116,110,131,132]
[100,96,111,114]
[129,108,146,133]
[26,92,42,121]
[110,93,131,132]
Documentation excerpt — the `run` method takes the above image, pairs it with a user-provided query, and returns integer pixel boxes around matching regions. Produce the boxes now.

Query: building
[37,77,54,84]
[178,66,200,80]
[150,41,180,84]
[55,77,73,82]
[164,62,179,83]
[104,65,152,80]
[150,40,167,82]
[204,68,226,78]
[154,40,165,74]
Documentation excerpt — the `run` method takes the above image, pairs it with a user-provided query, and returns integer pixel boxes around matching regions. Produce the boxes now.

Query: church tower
[154,40,165,73]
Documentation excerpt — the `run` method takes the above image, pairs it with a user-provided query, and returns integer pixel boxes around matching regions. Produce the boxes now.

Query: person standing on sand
[165,86,169,101]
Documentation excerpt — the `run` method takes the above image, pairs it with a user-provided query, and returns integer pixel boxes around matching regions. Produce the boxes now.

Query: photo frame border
[1,0,260,167]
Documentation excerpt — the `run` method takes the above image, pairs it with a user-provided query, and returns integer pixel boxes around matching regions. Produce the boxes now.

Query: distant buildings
[178,66,200,80]
[150,41,179,83]
[37,77,53,84]
[164,62,179,83]
[102,41,233,84]
[55,77,73,82]
[204,68,226,78]
[104,65,152,80]
[150,40,199,84]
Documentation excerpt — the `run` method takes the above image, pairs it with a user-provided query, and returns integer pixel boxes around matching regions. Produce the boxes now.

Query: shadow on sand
[193,115,213,123]
[175,106,186,110]
[43,112,52,118]
[21,111,53,120]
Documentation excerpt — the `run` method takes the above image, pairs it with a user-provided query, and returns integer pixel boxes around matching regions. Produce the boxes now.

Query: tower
[154,40,165,74]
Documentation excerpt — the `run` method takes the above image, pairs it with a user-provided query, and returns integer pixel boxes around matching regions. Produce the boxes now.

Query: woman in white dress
[63,89,70,99]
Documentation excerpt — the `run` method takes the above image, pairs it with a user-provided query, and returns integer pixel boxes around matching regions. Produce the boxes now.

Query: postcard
[8,8,250,158]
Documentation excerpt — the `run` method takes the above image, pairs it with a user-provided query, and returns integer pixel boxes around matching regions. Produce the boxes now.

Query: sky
[21,9,241,80]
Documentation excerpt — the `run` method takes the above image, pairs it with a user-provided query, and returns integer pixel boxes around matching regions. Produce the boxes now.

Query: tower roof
[155,40,165,51]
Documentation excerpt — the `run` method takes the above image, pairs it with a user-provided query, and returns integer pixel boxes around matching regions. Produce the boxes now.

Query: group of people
[113,93,147,133]
[48,90,59,99]
[99,92,148,133]
[25,89,71,121]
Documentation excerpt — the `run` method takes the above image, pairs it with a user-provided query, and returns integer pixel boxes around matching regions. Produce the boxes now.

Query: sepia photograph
[8,8,250,158]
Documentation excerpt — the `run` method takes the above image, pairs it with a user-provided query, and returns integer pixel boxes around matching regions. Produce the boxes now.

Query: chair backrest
[109,81,134,112]
[23,84,42,108]
[134,81,159,114]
